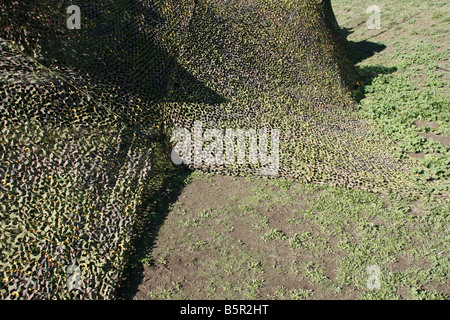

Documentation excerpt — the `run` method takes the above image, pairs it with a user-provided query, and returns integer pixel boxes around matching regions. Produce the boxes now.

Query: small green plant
[249,261,265,273]
[189,240,207,251]
[198,209,214,219]
[157,256,168,265]
[243,279,266,299]
[261,229,287,242]
[147,288,173,299]
[179,218,199,228]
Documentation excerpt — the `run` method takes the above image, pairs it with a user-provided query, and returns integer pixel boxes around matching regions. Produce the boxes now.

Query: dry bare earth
[120,173,448,300]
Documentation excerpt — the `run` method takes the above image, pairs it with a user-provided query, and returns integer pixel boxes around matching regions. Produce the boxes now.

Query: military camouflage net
[0,0,444,300]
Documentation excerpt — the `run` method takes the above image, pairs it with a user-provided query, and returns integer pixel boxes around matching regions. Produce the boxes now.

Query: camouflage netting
[0,0,445,299]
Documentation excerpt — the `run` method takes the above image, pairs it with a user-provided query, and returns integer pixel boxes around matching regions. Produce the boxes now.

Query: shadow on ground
[352,65,398,103]
[349,40,387,64]
[117,144,193,300]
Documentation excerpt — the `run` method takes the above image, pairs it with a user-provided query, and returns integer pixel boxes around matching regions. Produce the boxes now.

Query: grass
[126,173,448,300]
[338,0,450,194]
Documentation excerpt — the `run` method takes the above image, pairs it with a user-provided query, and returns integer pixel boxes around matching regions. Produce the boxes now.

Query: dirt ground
[120,175,358,300]
[118,173,448,300]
